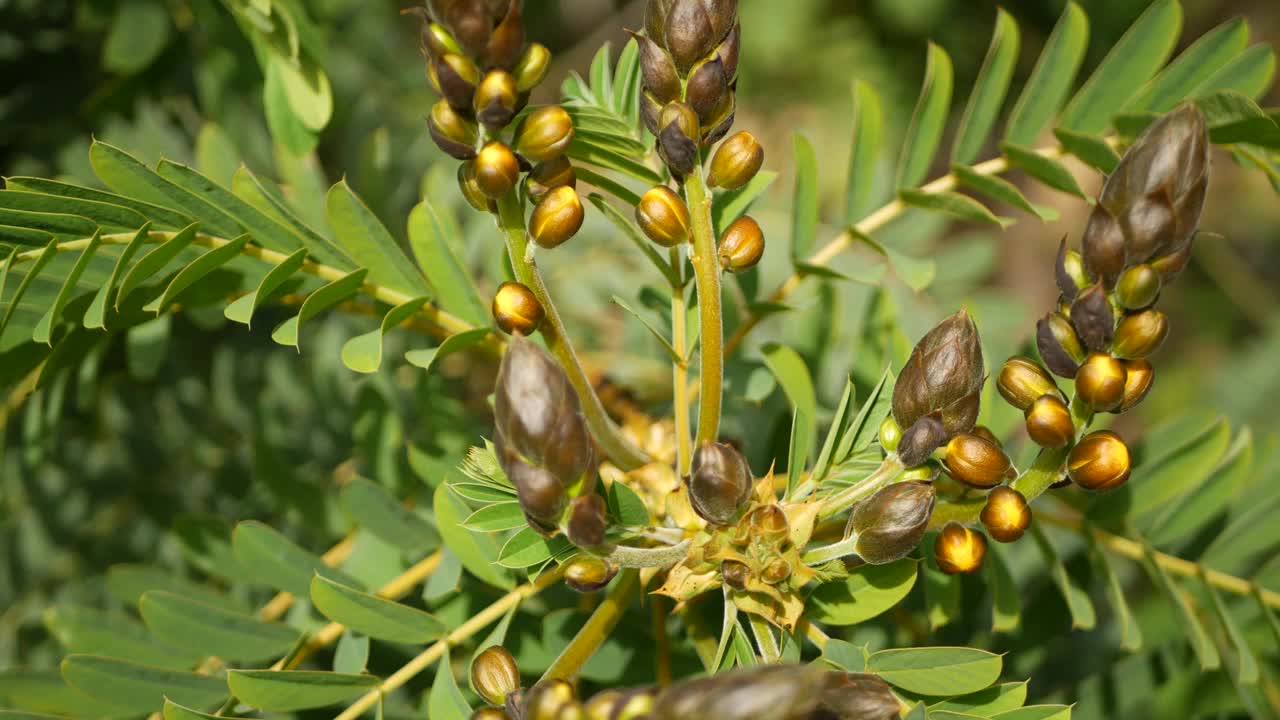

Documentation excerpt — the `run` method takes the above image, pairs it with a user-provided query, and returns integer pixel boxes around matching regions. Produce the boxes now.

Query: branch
[685,164,724,444]
[540,569,640,682]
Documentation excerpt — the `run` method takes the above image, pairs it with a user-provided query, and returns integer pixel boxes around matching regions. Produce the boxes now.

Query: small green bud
[934,522,987,575]
[1116,264,1161,310]
[850,481,935,565]
[471,645,521,706]
[513,43,552,91]
[877,415,902,452]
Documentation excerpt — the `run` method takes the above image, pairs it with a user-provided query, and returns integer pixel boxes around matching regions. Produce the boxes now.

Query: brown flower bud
[430,0,492,57]
[972,425,1001,447]
[522,679,580,720]
[981,486,1031,543]
[997,357,1062,411]
[492,281,544,336]
[652,664,826,720]
[714,22,741,79]
[1025,394,1074,449]
[566,494,608,549]
[934,522,987,575]
[1119,358,1154,412]
[633,32,681,104]
[474,69,520,130]
[717,216,765,272]
[721,559,749,591]
[417,20,461,59]
[850,481,935,565]
[658,0,737,74]
[498,449,567,535]
[707,131,764,190]
[688,441,752,525]
[475,141,520,198]
[943,433,1011,489]
[513,43,552,91]
[820,673,900,720]
[1116,264,1161,310]
[458,160,495,212]
[1070,283,1116,353]
[701,90,737,146]
[640,91,664,137]
[1075,353,1127,413]
[657,102,701,177]
[515,106,574,163]
[892,311,984,465]
[525,156,576,202]
[429,100,479,160]
[686,56,729,124]
[636,186,691,247]
[1112,309,1168,359]
[1068,430,1131,491]
[1036,312,1086,378]
[564,555,618,593]
[484,0,524,70]
[432,53,480,110]
[529,186,585,249]
[472,645,521,706]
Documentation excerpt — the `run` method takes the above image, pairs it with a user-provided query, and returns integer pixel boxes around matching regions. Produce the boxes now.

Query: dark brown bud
[515,106,574,163]
[474,69,520,130]
[458,160,495,212]
[721,559,749,591]
[640,91,663,137]
[492,281,544,336]
[513,43,551,91]
[701,91,737,146]
[1055,238,1087,300]
[850,481,935,565]
[980,486,1031,543]
[1025,394,1074,449]
[897,415,947,468]
[564,555,618,593]
[1068,430,1131,491]
[566,494,608,549]
[714,22,741,79]
[645,0,670,41]
[1112,309,1168,359]
[525,156,576,202]
[661,0,739,74]
[1082,206,1126,286]
[430,0,491,57]
[997,357,1062,411]
[1116,264,1161,310]
[686,57,729,124]
[633,32,681,104]
[1036,312,1086,378]
[820,673,900,720]
[1119,358,1154,412]
[657,102,701,177]
[652,664,826,720]
[429,100,479,160]
[1070,283,1116,353]
[707,131,763,190]
[475,141,520,198]
[934,522,987,575]
[892,311,984,457]
[499,450,566,535]
[472,645,521,706]
[523,679,580,720]
[432,53,480,110]
[688,441,752,525]
[943,433,1011,489]
[529,186,584,249]
[1075,353,1127,413]
[717,216,765,272]
[636,186,691,247]
[1151,239,1193,281]
[484,0,524,69]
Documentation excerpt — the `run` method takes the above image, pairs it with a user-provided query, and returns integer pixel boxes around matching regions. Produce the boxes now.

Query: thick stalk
[540,569,640,682]
[670,247,692,476]
[817,454,905,520]
[495,193,651,470]
[685,165,723,444]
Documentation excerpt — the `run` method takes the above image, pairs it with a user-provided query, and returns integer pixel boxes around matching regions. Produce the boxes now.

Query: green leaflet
[60,655,226,714]
[43,605,197,669]
[333,631,369,674]
[607,480,650,526]
[791,134,820,261]
[325,180,429,296]
[1203,578,1259,685]
[833,367,893,464]
[407,199,487,326]
[310,575,446,643]
[497,527,572,569]
[224,246,308,327]
[925,563,961,631]
[1189,43,1276,100]
[3,177,193,230]
[897,42,954,190]
[463,502,527,532]
[105,564,242,612]
[1123,416,1232,525]
[434,482,513,590]
[33,230,102,344]
[428,646,471,720]
[867,646,1002,697]
[195,123,241,188]
[761,343,817,495]
[231,166,350,266]
[339,477,437,551]
[844,80,883,224]
[612,295,683,365]
[228,670,377,712]
[1029,524,1096,630]
[953,165,1054,220]
[568,136,663,185]
[807,559,918,626]
[952,9,1020,166]
[1125,17,1250,113]
[1144,554,1220,670]
[810,378,855,485]
[144,233,249,313]
[405,326,493,372]
[0,207,96,238]
[0,670,116,717]
[0,223,53,246]
[157,159,304,254]
[90,141,241,238]
[116,223,198,311]
[340,295,430,373]
[992,707,1072,720]
[931,682,1029,715]
[851,229,935,292]
[0,239,58,344]
[1087,534,1142,652]
[230,520,363,596]
[1005,2,1089,146]
[103,0,170,74]
[575,166,641,207]
[1053,129,1121,173]
[1146,427,1252,546]
[1000,144,1088,199]
[0,190,147,230]
[139,591,299,663]
[898,189,1009,228]
[163,699,224,720]
[271,267,368,348]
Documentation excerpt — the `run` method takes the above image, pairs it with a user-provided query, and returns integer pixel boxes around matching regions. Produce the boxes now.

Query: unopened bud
[878,415,902,453]
[1116,264,1161,310]
[471,708,507,720]
[934,522,987,575]
[1067,430,1131,491]
[472,645,521,706]
[566,494,608,549]
[564,555,618,593]
[850,481,935,565]
[652,664,826,720]
[972,426,1001,447]
[657,102,700,177]
[474,69,519,130]
[1112,309,1168,359]
[943,433,1011,489]
[458,160,495,212]
[515,106,574,163]
[820,672,900,720]
[717,216,765,272]
[1119,358,1154,412]
[1070,283,1116,353]
[707,131,764,190]
[525,156,576,202]
[980,486,1031,543]
[633,32,680,104]
[636,186,691,247]
[523,679,580,720]
[1075,353,1127,413]
[1036,312,1086,378]
[688,441,752,525]
[420,21,461,59]
[429,100,478,160]
[997,357,1062,411]
[513,43,552,91]
[529,186,585,249]
[585,689,655,720]
[433,53,480,110]
[686,56,729,124]
[475,141,521,198]
[721,559,749,591]
[892,311,984,464]
[492,281,544,336]
[484,0,524,70]
[1025,394,1074,449]
[1055,238,1088,300]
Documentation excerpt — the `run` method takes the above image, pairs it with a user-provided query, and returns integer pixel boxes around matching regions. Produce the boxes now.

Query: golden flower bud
[943,433,1011,489]
[717,216,765,272]
[688,441,752,525]
[1075,353,1127,413]
[514,43,552,91]
[420,21,461,59]
[523,679,580,720]
[432,53,480,110]
[515,106,575,163]
[997,357,1062,411]
[471,645,521,706]
[474,69,520,130]
[471,708,507,720]
[1025,394,1074,449]
[878,415,902,453]
[721,559,749,591]
[458,160,495,212]
[980,486,1031,543]
[1067,430,1132,491]
[525,156,576,202]
[474,141,520,198]
[635,186,691,247]
[1116,264,1161,310]
[934,522,988,575]
[492,281,544,336]
[1056,240,1089,298]
[1119,358,1154,412]
[529,186,585,249]
[971,425,1001,447]
[707,131,764,190]
[1113,309,1168,360]
[564,555,618,593]
[428,100,478,160]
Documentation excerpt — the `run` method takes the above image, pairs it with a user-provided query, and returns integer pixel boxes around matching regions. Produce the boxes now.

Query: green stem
[685,164,723,445]
[495,192,651,471]
[540,568,640,682]
[817,454,905,520]
[670,247,692,477]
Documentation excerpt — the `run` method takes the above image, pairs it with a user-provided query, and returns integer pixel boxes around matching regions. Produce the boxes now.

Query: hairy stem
[540,569,640,682]
[817,454,905,520]
[670,247,692,476]
[685,165,723,445]
[495,193,651,470]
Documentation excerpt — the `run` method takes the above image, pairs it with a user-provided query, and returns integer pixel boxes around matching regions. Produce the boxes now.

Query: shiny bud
[514,43,552,91]
[566,494,608,549]
[688,441,752,525]
[686,56,729,124]
[433,53,480,110]
[820,672,901,720]
[973,426,1001,448]
[429,100,479,160]
[633,32,680,103]
[1025,394,1074,449]
[721,559,749,591]
[471,708,507,720]
[707,131,764,190]
[878,415,902,453]
[1075,353,1127,413]
[585,689,655,720]
[934,522,988,575]
[525,156,576,202]
[529,186,585,249]
[515,106,575,163]
[850,481,935,565]
[458,160,495,212]
[893,311,985,465]
[1116,264,1161,310]
[657,102,700,177]
[484,0,524,70]
[717,216,765,272]
[943,433,1011,489]
[1119,358,1154,412]
[475,70,519,130]
[564,555,618,593]
[471,645,521,706]
[1070,283,1116,353]
[1055,238,1088,300]
[1113,309,1168,359]
[997,357,1062,411]
[901,461,941,482]
[1037,312,1086,378]
[714,22,742,79]
[523,679,580,720]
[492,281,544,336]
[1068,430,1132,491]
[475,142,520,199]
[980,486,1031,543]
[421,21,462,59]
[636,186,691,247]
[652,664,826,720]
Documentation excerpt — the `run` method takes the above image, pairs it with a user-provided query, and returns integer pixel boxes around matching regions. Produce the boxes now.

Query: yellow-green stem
[670,247,692,476]
[818,454,905,520]
[685,164,723,444]
[540,568,640,682]
[495,193,651,471]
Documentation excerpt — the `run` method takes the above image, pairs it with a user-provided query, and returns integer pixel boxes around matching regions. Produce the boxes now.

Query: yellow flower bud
[428,100,478,160]
[525,156,576,202]
[980,486,1031,543]
[934,522,987,575]
[878,415,902,452]
[1113,309,1168,359]
[1119,358,1154,412]
[492,281,544,336]
[707,131,764,190]
[564,555,618,593]
[997,357,1062,411]
[471,645,520,706]
[515,106,575,163]
[717,216,765,272]
[1025,394,1074,449]
[1075,353,1126,413]
[474,141,521,199]
[529,186,585,249]
[457,160,494,213]
[635,186,691,247]
[514,43,552,91]
[1068,430,1131,491]
[474,69,520,130]
[943,433,1011,489]
[1116,264,1161,310]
